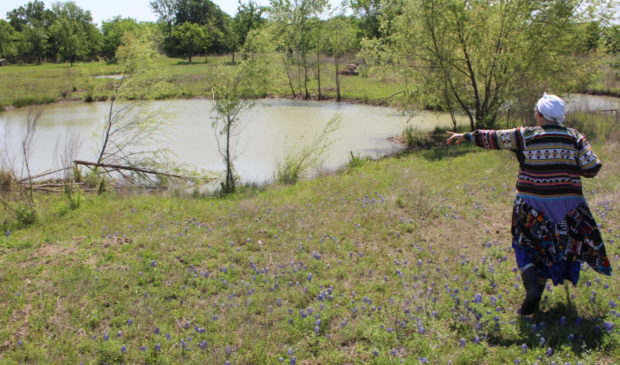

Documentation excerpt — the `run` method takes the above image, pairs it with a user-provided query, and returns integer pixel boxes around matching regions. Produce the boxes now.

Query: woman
[446,93,612,315]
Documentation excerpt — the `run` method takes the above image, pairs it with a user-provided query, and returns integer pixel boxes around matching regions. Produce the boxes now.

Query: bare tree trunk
[297,54,303,97]
[303,55,310,100]
[316,51,321,100]
[335,58,341,102]
[225,114,234,193]
[97,97,116,165]
[282,55,297,98]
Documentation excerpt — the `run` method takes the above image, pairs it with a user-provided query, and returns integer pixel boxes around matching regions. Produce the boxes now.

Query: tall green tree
[230,0,266,62]
[386,0,614,130]
[49,2,101,64]
[0,20,19,62]
[101,17,140,61]
[165,22,211,63]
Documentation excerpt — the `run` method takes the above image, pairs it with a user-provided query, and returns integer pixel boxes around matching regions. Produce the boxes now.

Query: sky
[0,0,348,26]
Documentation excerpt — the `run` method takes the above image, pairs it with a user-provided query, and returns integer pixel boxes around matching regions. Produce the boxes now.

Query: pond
[1,94,617,184]
[0,99,465,183]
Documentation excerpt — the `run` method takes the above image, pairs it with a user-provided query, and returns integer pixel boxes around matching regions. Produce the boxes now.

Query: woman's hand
[446,131,466,145]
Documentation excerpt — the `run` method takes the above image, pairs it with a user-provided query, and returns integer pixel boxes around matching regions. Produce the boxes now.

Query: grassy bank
[0,55,405,110]
[1,132,619,363]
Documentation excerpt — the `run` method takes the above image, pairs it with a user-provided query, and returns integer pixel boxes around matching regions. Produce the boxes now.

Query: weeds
[275,115,341,184]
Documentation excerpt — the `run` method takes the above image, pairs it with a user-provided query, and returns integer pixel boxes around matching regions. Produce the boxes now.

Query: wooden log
[73,160,214,182]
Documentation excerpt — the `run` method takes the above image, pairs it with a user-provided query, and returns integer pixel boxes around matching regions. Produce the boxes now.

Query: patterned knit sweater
[464,124,602,200]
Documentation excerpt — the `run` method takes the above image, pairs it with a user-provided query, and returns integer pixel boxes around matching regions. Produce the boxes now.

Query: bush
[348,151,364,169]
[403,125,430,149]
[15,203,36,226]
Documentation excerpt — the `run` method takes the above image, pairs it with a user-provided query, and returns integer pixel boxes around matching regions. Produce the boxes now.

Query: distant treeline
[2,0,617,66]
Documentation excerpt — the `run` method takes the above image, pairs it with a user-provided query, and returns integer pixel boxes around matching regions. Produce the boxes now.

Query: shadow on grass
[486,298,611,356]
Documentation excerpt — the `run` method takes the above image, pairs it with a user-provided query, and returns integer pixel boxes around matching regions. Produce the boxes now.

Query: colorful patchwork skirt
[511,197,612,285]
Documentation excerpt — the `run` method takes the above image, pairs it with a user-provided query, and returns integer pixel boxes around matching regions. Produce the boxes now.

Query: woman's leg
[520,265,542,315]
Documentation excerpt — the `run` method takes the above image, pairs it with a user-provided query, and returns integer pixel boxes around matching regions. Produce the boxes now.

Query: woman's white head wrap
[536,92,566,124]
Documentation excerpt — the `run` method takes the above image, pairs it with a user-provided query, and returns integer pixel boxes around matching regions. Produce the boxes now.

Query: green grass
[1,132,618,363]
[0,55,407,109]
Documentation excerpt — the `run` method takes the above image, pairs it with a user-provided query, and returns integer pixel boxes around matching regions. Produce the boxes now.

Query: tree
[7,0,56,63]
[349,0,384,39]
[385,0,614,130]
[324,17,359,101]
[101,17,140,61]
[232,0,266,61]
[49,17,86,66]
[96,29,173,183]
[165,22,211,63]
[150,0,177,36]
[0,21,19,62]
[269,0,329,99]
[209,58,269,193]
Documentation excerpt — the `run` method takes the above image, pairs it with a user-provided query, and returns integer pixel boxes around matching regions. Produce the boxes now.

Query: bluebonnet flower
[546,347,553,357]
[141,346,146,351]
[290,358,296,364]
[127,318,133,326]
[459,338,466,348]
[603,322,614,334]
[17,340,23,347]
[151,260,156,267]
[117,331,123,337]
[121,345,127,353]
[103,331,109,341]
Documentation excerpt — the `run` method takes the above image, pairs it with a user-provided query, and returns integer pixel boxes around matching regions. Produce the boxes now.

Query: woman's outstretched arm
[447,128,524,151]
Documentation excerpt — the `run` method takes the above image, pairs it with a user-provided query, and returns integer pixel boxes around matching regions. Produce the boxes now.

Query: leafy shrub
[15,202,36,226]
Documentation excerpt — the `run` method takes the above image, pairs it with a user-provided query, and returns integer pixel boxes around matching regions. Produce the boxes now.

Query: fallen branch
[73,160,214,182]
[19,166,73,183]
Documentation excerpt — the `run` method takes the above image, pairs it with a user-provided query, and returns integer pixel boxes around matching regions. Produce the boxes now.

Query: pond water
[1,94,617,183]
[0,99,465,183]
